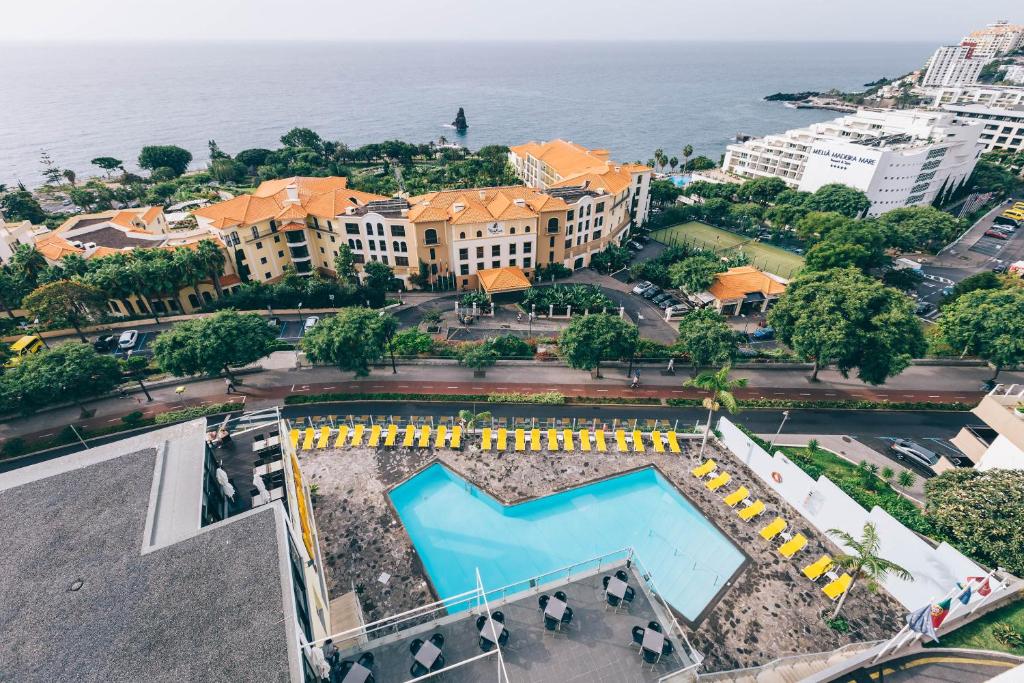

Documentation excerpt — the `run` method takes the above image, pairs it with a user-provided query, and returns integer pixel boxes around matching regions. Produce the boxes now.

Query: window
[382,256,389,265]
[345,223,359,235]
[476,246,484,258]
[509,258,516,267]
[492,260,500,268]
[274,235,281,243]
[525,226,530,233]
[509,243,517,255]
[377,223,384,235]
[477,262,484,271]
[547,217,559,233]
[460,264,469,275]
[459,232,466,239]
[366,223,374,235]
[476,231,482,237]
[369,241,376,250]
[255,241,263,249]
[312,216,320,229]
[596,201,605,212]
[393,241,401,252]
[424,228,438,245]
[330,235,336,243]
[549,237,556,247]
[260,257,268,265]
[510,227,516,235]
[278,251,284,258]
[523,257,532,268]
[320,247,325,254]
[565,239,572,249]
[567,209,575,220]
[491,245,500,256]
[391,225,405,237]
[379,240,386,251]
[523,242,532,253]
[251,226,260,240]
[459,248,469,260]
[593,230,602,240]
[396,256,409,266]
[269,220,278,232]
[549,251,554,262]
[429,248,436,260]
[327,220,333,232]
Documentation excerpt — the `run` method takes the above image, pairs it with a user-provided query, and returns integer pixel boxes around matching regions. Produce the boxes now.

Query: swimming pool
[667,174,692,188]
[389,464,744,621]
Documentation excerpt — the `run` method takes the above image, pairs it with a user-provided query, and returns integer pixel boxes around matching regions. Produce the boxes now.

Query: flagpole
[967,569,1004,616]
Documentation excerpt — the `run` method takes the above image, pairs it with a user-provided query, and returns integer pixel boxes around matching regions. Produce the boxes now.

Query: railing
[287,413,706,435]
[696,640,883,681]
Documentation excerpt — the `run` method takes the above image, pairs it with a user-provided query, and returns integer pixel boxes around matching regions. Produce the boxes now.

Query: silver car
[889,439,939,469]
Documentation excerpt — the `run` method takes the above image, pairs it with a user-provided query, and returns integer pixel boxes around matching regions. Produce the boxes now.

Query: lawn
[651,221,805,278]
[924,598,1024,656]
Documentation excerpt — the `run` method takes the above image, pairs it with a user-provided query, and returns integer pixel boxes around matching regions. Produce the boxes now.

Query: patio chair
[544,615,559,631]
[606,593,622,609]
[643,648,661,671]
[623,586,635,603]
[615,429,629,452]
[481,427,493,451]
[417,425,431,448]
[384,424,398,447]
[315,426,331,449]
[449,426,462,449]
[479,636,494,652]
[632,430,645,452]
[547,428,558,451]
[410,662,429,678]
[648,621,662,633]
[498,629,509,647]
[602,576,611,589]
[476,615,487,630]
[563,428,575,450]
[632,626,645,649]
[554,590,567,602]
[432,654,445,672]
[367,424,382,447]
[430,633,444,648]
[579,429,592,451]
[666,431,682,454]
[802,555,833,581]
[538,594,549,610]
[652,431,666,453]
[337,423,354,450]
[357,652,374,668]
[706,471,731,491]
[691,459,716,478]
[402,425,415,447]
[434,425,448,449]
[530,428,541,451]
[779,532,808,558]
[561,606,574,625]
[301,428,315,450]
[595,430,608,452]
[738,499,766,521]
[661,640,674,657]
[823,573,853,601]
[615,569,628,582]
[759,517,787,541]
[350,424,365,447]
[289,428,300,450]
[723,486,750,508]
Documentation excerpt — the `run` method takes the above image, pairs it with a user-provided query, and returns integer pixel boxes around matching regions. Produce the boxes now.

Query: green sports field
[651,221,805,278]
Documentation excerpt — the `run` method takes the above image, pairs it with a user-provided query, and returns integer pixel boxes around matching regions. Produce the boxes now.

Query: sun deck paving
[336,566,687,683]
[299,428,903,673]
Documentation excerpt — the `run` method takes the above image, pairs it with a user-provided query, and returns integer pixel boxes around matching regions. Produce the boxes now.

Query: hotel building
[951,384,1024,471]
[722,109,983,216]
[928,84,1024,109]
[962,21,1024,57]
[0,416,332,681]
[941,102,1024,154]
[922,44,990,88]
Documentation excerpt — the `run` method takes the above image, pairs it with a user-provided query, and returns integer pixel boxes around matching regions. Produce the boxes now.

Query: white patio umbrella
[253,472,271,503]
[214,467,235,501]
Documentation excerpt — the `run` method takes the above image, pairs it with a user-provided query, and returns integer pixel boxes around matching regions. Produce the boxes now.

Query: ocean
[0,41,934,186]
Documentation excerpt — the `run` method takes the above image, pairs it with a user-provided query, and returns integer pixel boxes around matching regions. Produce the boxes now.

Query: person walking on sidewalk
[224,377,236,394]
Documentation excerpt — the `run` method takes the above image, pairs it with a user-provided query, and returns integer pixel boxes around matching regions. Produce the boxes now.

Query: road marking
[671,390,684,394]
[472,387,484,390]
[447,386,459,389]
[928,395,940,398]
[324,386,336,390]
[496,387,508,390]
[825,393,837,396]
[799,393,811,396]
[597,389,609,392]
[372,384,384,388]
[107,418,120,423]
[398,385,409,388]
[40,432,54,437]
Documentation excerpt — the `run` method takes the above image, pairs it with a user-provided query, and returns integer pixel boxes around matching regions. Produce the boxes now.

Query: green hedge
[287,392,489,405]
[155,402,243,424]
[668,398,971,411]
[486,391,565,404]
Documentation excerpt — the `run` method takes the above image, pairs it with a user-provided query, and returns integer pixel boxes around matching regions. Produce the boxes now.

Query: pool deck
[334,564,690,683]
[300,432,903,673]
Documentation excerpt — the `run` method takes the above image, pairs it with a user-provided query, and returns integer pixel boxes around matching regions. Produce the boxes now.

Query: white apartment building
[922,44,989,87]
[0,211,47,263]
[942,102,1024,153]
[962,21,1024,57]
[1003,65,1024,85]
[928,84,1024,108]
[951,384,1024,471]
[723,109,983,216]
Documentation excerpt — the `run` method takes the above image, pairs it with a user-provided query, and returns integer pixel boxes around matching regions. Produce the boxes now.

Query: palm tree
[686,364,748,459]
[196,239,226,298]
[653,148,665,172]
[682,144,694,172]
[174,247,206,308]
[458,409,492,433]
[10,244,47,284]
[827,522,913,618]
[669,157,679,173]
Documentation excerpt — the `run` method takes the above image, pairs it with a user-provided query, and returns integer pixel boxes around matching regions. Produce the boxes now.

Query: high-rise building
[942,102,1024,153]
[962,20,1024,57]
[722,109,983,216]
[922,44,989,87]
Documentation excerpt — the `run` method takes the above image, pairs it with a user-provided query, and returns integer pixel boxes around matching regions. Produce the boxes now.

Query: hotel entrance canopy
[477,267,532,296]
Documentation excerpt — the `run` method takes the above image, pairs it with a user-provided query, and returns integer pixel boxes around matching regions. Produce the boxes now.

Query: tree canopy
[942,271,1002,306]
[0,343,121,414]
[801,183,871,218]
[876,206,965,253]
[736,176,788,205]
[768,268,925,383]
[926,468,1024,575]
[301,308,397,376]
[558,313,639,377]
[0,191,47,224]
[23,279,106,342]
[794,211,853,243]
[151,310,278,379]
[668,253,726,293]
[674,308,738,373]
[803,220,889,273]
[939,288,1024,378]
[138,145,193,177]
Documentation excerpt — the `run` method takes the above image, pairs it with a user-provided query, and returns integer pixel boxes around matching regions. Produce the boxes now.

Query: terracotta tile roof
[87,246,121,259]
[549,168,632,195]
[477,267,533,293]
[219,274,242,287]
[56,206,164,234]
[407,186,568,224]
[707,266,788,301]
[194,177,388,230]
[140,206,164,224]
[35,233,84,261]
[512,139,648,195]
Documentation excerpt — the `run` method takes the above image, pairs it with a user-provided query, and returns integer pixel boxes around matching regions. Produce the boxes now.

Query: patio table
[544,596,567,621]
[642,629,665,658]
[479,617,505,643]
[606,576,628,599]
[414,640,441,669]
[341,662,371,683]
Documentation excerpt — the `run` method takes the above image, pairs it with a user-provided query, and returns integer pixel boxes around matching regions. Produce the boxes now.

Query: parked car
[118,330,139,350]
[658,298,678,310]
[651,292,671,304]
[303,316,320,333]
[915,301,935,315]
[93,334,118,352]
[631,280,653,295]
[627,240,644,251]
[750,326,775,341]
[267,316,282,329]
[940,286,954,297]
[641,286,662,300]
[889,439,939,470]
[993,264,1008,274]
[993,216,1019,228]
[984,229,1009,240]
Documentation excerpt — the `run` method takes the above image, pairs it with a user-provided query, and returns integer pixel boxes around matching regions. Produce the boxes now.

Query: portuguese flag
[931,598,952,628]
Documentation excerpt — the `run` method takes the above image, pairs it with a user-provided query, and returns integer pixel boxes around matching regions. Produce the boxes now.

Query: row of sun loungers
[690,458,852,602]
[290,425,464,451]
[480,428,684,454]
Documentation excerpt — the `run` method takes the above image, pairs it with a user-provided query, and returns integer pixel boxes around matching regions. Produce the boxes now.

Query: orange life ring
[771,471,783,484]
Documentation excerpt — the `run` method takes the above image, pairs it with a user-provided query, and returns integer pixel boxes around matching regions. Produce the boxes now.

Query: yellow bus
[4,335,44,368]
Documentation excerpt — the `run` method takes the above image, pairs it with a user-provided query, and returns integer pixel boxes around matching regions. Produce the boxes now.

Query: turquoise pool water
[389,464,744,620]
[668,174,692,188]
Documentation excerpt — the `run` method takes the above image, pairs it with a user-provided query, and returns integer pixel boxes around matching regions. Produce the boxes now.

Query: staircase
[698,642,882,683]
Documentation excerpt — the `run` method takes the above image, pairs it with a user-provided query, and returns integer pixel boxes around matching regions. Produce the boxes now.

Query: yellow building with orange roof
[703,265,788,316]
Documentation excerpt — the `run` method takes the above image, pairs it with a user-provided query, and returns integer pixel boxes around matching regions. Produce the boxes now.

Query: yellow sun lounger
[481,427,493,451]
[434,425,448,449]
[289,429,300,450]
[367,424,382,447]
[333,425,350,448]
[579,429,591,451]
[530,429,541,452]
[691,459,716,478]
[562,429,574,451]
[316,426,331,449]
[759,517,787,541]
[595,430,608,452]
[402,425,416,447]
[823,573,852,601]
[651,431,666,453]
[779,533,807,558]
[350,424,365,447]
[631,430,645,452]
[615,430,629,452]
[547,429,558,451]
[738,499,766,521]
[666,431,682,454]
[723,486,750,507]
[499,428,510,451]
[802,555,833,581]
[511,428,522,451]
[417,426,431,448]
[301,428,315,450]
[449,426,462,449]
[706,471,731,491]
[384,424,398,447]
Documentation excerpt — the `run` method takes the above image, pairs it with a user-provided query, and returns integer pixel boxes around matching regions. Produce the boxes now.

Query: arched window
[188,294,200,308]
[424,228,438,245]
[547,217,558,233]
[510,227,516,235]
[402,242,408,253]
[476,231,482,238]
[366,223,373,235]
[377,223,384,235]
[393,241,400,252]
[356,239,363,249]
[202,291,213,303]
[526,226,531,233]
[459,232,466,239]
[348,239,355,249]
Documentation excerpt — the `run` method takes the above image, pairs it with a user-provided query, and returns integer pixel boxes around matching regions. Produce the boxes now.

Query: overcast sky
[0,0,1019,43]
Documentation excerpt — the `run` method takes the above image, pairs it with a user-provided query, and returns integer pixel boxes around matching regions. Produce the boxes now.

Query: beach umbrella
[214,467,235,500]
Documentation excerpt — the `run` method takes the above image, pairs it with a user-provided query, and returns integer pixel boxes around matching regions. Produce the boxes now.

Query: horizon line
[0,37,946,45]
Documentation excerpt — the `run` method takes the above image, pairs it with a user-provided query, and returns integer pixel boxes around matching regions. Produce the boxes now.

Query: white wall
[717,418,985,609]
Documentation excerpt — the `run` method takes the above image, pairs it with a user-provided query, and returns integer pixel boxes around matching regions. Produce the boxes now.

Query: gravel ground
[300,435,902,672]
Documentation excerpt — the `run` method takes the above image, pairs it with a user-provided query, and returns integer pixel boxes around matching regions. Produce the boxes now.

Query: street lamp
[329,293,335,308]
[767,410,790,453]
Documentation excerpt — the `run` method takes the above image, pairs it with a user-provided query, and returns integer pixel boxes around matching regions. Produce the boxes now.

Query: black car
[915,301,935,315]
[93,334,118,352]
[642,286,662,299]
